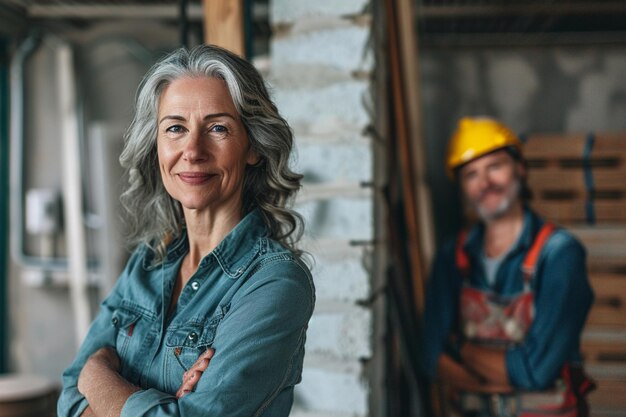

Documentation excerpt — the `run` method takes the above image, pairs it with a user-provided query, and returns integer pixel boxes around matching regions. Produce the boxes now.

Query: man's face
[458,149,524,221]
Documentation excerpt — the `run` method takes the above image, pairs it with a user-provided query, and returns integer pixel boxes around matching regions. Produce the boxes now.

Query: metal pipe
[9,34,101,274]
[7,34,73,271]
[0,38,10,373]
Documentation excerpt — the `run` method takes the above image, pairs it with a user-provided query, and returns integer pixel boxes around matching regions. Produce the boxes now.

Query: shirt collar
[463,206,544,258]
[159,209,268,278]
[210,209,268,278]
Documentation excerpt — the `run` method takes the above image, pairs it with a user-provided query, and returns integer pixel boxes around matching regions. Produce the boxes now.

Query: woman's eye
[166,125,185,134]
[209,124,228,133]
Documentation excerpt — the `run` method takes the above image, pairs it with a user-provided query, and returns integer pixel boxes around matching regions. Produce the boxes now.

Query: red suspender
[455,222,556,281]
[455,229,470,276]
[522,222,556,281]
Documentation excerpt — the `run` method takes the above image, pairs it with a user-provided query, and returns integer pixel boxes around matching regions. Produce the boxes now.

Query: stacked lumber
[525,133,626,224]
[525,133,626,416]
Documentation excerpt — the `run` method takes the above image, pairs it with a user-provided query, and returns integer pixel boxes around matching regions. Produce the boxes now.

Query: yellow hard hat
[446,117,522,178]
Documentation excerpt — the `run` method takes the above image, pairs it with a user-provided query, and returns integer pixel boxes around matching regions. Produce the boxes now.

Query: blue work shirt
[422,208,593,390]
[57,209,315,417]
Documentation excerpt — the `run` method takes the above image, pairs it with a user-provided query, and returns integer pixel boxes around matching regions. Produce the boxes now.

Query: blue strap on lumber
[583,133,595,225]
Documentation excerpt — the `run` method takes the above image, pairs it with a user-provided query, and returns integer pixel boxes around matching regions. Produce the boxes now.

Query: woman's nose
[182,131,207,162]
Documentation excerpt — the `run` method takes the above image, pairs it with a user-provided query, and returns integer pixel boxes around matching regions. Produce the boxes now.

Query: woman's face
[157,76,257,215]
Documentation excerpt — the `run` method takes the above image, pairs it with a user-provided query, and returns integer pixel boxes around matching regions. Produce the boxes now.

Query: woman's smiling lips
[177,172,216,185]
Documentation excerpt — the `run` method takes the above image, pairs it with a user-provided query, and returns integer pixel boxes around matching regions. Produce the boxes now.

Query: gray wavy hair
[119,44,303,262]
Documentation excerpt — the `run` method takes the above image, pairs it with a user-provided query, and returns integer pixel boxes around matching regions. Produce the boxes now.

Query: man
[422,117,595,417]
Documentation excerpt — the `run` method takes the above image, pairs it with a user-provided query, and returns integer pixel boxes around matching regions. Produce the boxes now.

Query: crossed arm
[436,343,512,394]
[78,347,214,417]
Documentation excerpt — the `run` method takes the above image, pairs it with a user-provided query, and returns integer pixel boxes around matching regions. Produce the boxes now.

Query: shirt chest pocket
[165,313,223,373]
[111,307,141,358]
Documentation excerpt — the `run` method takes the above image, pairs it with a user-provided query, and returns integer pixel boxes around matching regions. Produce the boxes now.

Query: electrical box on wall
[25,188,61,236]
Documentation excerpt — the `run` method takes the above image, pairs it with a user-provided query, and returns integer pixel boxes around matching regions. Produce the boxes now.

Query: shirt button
[191,281,199,291]
[188,332,198,343]
[111,317,119,326]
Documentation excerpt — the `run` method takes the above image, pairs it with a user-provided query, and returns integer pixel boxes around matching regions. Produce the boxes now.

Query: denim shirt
[422,208,594,390]
[57,209,315,417]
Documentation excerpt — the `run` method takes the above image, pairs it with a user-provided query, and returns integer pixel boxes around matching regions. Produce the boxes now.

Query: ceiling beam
[27,4,204,20]
[417,2,626,18]
[202,0,245,57]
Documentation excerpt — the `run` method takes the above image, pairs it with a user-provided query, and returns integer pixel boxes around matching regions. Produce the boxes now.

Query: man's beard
[469,178,521,222]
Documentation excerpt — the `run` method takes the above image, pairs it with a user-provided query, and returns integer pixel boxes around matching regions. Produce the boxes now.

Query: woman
[57,44,315,417]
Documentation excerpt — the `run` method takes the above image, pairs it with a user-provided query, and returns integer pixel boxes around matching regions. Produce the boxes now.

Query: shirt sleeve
[506,232,594,390]
[422,241,464,379]
[120,260,315,417]
[56,248,142,417]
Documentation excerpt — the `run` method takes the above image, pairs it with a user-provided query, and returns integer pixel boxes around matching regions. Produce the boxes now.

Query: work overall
[453,223,594,417]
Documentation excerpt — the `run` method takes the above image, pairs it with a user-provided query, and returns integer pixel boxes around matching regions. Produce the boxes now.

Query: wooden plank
[525,133,626,196]
[569,227,626,245]
[531,200,626,224]
[588,377,626,410]
[568,226,626,262]
[592,133,626,153]
[585,363,626,413]
[524,133,588,158]
[528,168,626,191]
[586,273,626,328]
[524,132,626,160]
[202,0,245,56]
[385,0,427,313]
[524,133,626,225]
[582,339,626,365]
[395,0,436,271]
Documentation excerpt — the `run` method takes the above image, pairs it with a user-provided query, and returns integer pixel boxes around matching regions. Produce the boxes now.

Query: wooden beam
[396,0,436,274]
[385,0,435,315]
[385,0,425,313]
[203,0,245,57]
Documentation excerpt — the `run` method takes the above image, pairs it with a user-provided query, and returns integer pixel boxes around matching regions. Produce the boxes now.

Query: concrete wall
[269,1,381,416]
[420,46,626,242]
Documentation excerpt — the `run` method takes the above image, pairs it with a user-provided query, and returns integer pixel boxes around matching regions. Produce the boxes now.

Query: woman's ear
[246,149,260,166]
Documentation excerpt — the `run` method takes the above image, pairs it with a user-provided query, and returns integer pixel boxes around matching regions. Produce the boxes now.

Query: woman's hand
[176,348,214,398]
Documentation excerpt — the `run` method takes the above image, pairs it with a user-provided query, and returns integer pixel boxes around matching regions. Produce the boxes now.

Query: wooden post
[395,0,436,274]
[202,0,245,56]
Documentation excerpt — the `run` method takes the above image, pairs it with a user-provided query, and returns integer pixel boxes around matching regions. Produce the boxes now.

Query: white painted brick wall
[273,80,370,135]
[297,197,373,240]
[294,355,369,416]
[295,140,372,184]
[273,25,372,72]
[270,1,375,416]
[306,302,373,359]
[310,249,371,303]
[271,0,369,24]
